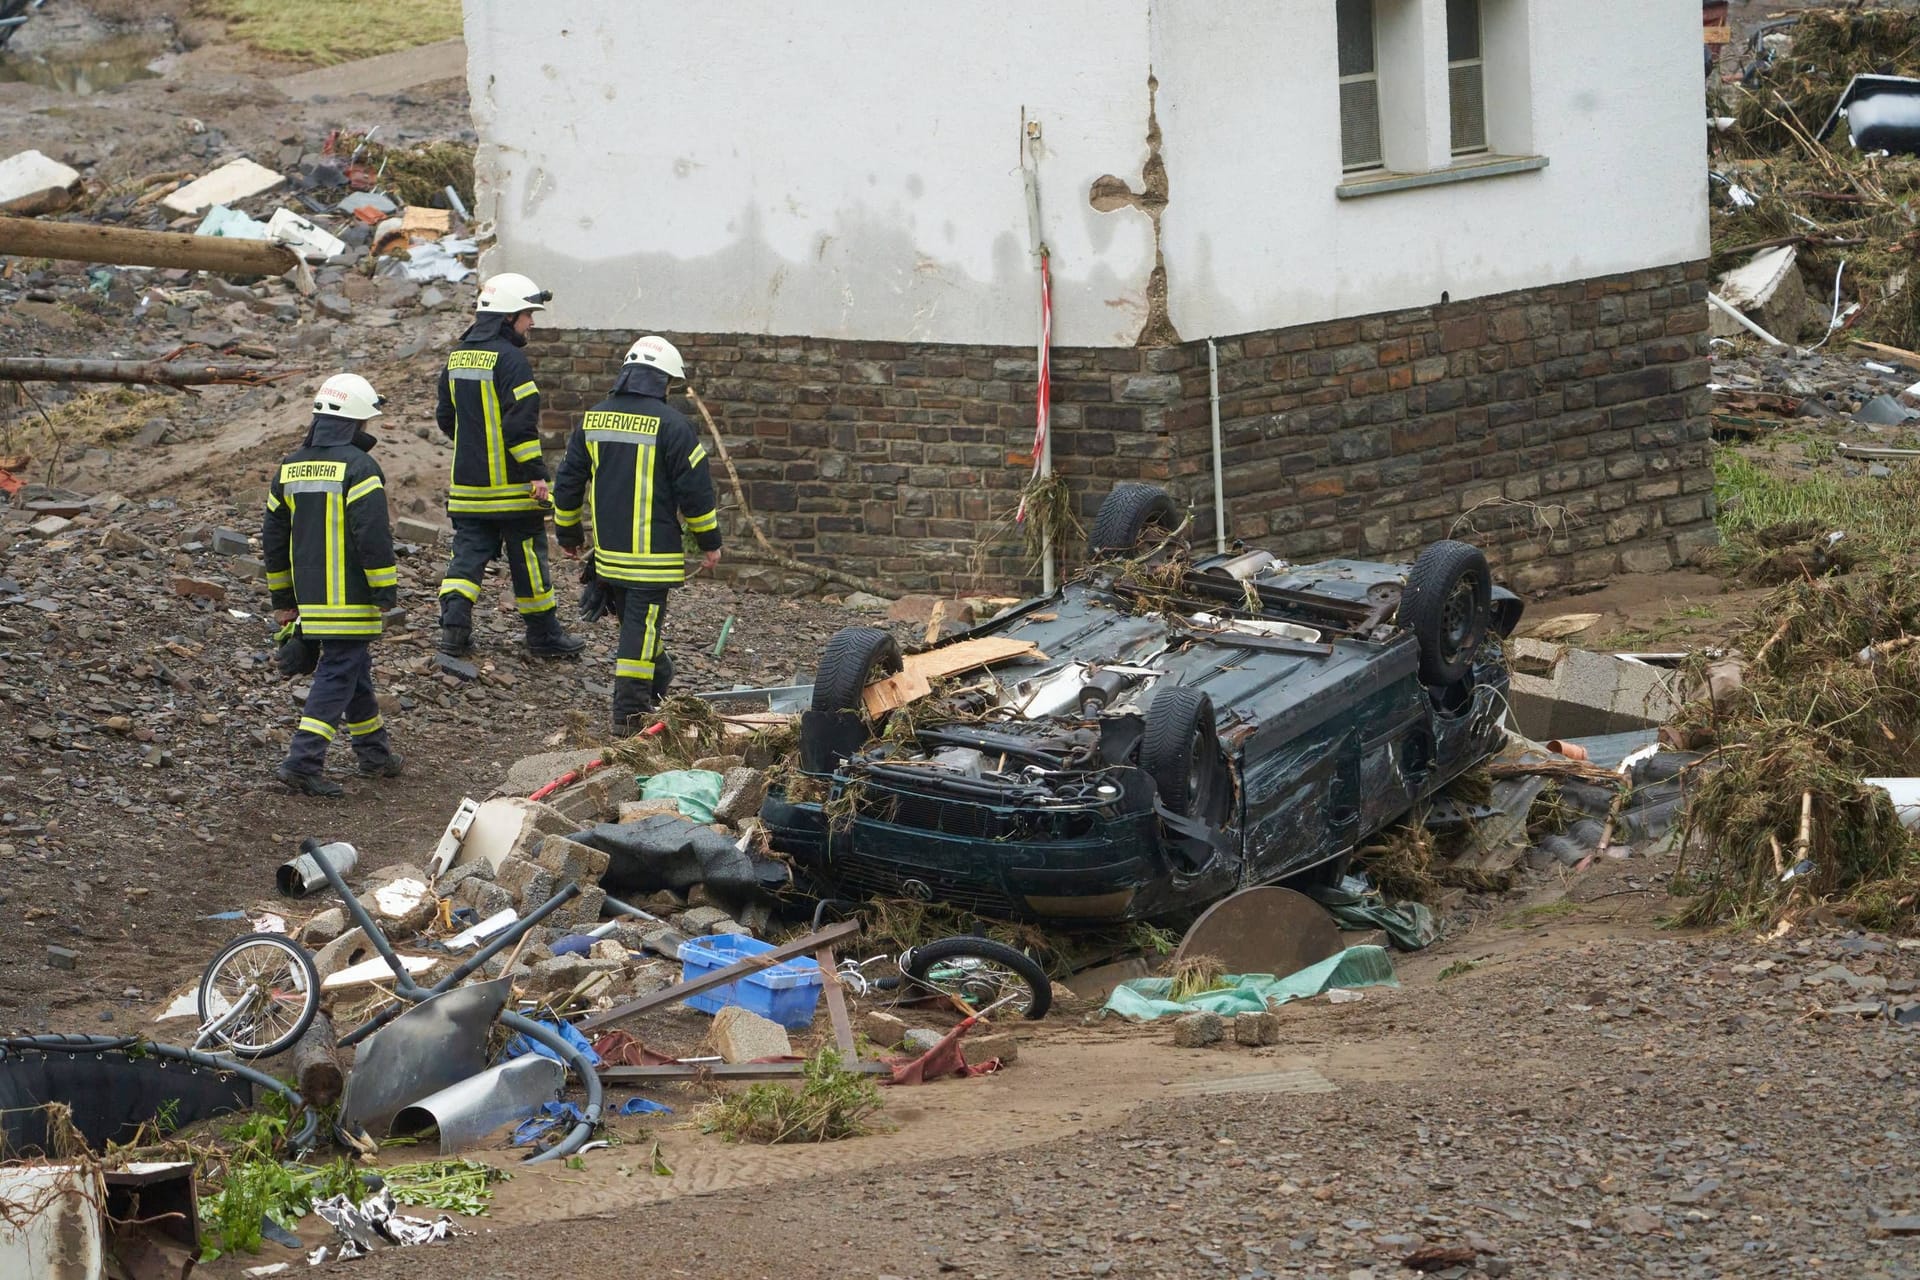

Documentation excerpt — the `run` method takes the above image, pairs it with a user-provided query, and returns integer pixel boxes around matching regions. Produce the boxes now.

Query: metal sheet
[388,1055,564,1154]
[1171,886,1343,977]
[337,978,510,1139]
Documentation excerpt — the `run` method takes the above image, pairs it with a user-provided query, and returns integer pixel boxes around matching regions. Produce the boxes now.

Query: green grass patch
[196,0,462,65]
[1436,960,1477,982]
[1715,446,1920,570]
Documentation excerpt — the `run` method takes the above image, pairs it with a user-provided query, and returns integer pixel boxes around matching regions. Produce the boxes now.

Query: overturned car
[761,483,1524,926]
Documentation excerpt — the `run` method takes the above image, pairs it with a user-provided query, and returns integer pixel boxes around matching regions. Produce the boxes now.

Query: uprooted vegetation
[1672,570,1920,930]
[1713,9,1920,348]
[701,1049,885,1144]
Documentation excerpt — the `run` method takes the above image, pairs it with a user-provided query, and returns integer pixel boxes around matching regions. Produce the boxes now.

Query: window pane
[1450,63,1488,152]
[1447,0,1482,62]
[1337,0,1375,78]
[1341,79,1383,170]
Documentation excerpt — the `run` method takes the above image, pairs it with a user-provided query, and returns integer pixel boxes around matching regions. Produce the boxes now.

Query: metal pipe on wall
[1208,338,1226,553]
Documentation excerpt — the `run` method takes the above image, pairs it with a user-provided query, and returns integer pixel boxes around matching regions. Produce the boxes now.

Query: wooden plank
[576,918,861,1031]
[859,636,1045,717]
[816,944,858,1059]
[599,1062,892,1082]
[1849,339,1920,371]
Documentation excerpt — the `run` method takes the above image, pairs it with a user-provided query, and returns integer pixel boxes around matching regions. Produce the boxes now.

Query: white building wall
[1153,0,1709,338]
[465,0,1708,348]
[462,0,1159,347]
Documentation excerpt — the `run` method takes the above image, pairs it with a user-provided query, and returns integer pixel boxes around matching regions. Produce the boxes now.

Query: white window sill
[1335,153,1549,200]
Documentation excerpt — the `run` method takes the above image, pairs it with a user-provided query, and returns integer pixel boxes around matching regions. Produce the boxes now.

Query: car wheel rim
[921,960,1033,1015]
[1440,577,1479,664]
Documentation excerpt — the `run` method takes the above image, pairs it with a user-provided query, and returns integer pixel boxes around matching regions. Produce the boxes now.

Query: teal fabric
[1102,945,1399,1021]
[1306,885,1440,951]
[637,769,726,823]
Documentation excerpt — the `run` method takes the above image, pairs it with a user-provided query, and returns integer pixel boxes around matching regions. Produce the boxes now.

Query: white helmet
[313,372,384,420]
[623,334,685,380]
[476,272,552,314]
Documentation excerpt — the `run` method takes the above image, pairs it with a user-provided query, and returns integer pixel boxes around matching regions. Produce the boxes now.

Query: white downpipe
[1208,337,1226,553]
[1707,291,1788,348]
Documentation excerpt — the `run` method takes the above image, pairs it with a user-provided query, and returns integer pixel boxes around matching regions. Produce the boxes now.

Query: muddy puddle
[0,33,164,94]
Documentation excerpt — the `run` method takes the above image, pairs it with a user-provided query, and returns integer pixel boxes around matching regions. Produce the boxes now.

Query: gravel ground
[348,919,1920,1280]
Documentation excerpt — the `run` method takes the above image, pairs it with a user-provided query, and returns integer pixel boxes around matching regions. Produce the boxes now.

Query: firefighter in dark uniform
[263,373,403,797]
[434,271,585,659]
[552,336,722,733]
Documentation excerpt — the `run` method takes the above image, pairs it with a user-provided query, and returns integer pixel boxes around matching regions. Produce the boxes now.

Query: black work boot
[275,764,344,798]
[610,677,658,737]
[357,750,405,778]
[437,598,474,657]
[525,610,587,659]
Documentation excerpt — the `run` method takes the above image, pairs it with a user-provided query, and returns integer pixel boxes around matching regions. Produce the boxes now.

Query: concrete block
[494,856,555,908]
[528,954,624,997]
[711,1006,793,1064]
[311,927,373,982]
[903,1028,945,1055]
[859,1009,910,1050]
[533,834,611,882]
[45,945,78,970]
[503,748,603,796]
[1172,1011,1225,1047]
[394,516,449,546]
[453,796,577,873]
[968,1032,1019,1065]
[673,905,733,935]
[714,767,769,825]
[452,876,514,921]
[296,907,347,947]
[1233,1011,1281,1046]
[1506,638,1680,741]
[547,768,637,825]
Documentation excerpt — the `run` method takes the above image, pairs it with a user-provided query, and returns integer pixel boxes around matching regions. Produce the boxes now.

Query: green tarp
[637,770,726,824]
[1306,884,1439,951]
[1101,945,1399,1021]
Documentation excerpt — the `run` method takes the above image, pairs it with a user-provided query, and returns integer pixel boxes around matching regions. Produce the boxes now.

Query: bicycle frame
[300,837,603,1165]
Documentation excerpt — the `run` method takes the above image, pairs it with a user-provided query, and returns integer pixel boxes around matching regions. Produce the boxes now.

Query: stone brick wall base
[531,261,1714,595]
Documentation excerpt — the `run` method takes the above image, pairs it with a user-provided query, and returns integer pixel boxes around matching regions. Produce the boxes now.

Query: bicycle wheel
[197,933,319,1059]
[900,936,1052,1020]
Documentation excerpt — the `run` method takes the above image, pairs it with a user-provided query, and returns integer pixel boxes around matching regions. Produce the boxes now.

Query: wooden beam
[576,917,861,1031]
[598,1061,891,1082]
[0,357,294,387]
[0,213,298,277]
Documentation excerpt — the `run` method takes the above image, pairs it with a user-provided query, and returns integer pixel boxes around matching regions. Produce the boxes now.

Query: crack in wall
[1088,72,1179,347]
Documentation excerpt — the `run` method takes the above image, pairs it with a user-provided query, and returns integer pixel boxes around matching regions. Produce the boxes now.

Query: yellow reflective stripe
[266,568,294,590]
[299,620,381,637]
[593,549,685,565]
[364,565,398,588]
[449,482,533,497]
[345,714,384,736]
[297,604,381,618]
[297,717,336,741]
[553,505,583,528]
[325,491,343,606]
[439,578,481,601]
[513,380,538,401]
[595,565,688,584]
[615,657,655,680]
[514,591,557,614]
[482,380,505,486]
[586,440,601,545]
[347,475,383,504]
[688,443,707,468]
[684,509,719,533]
[521,537,546,596]
[638,427,656,559]
[447,496,543,514]
[508,439,543,463]
[267,492,283,512]
[642,601,659,661]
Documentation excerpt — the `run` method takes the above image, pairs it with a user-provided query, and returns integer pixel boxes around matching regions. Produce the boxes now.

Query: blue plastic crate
[679,933,824,1029]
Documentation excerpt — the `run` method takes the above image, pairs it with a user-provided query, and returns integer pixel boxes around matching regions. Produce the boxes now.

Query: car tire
[1398,540,1493,686]
[1089,483,1181,558]
[811,626,904,715]
[1141,683,1227,822]
[901,936,1053,1020]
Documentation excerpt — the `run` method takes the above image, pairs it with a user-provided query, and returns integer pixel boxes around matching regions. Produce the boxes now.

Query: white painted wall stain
[464,0,1708,347]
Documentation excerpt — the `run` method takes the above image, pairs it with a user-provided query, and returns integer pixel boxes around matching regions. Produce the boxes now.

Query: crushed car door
[1237,722,1362,885]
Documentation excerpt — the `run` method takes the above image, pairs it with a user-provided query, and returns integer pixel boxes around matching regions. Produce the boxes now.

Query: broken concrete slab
[503,749,603,796]
[452,796,577,873]
[1505,638,1681,741]
[0,149,83,216]
[1233,1011,1281,1046]
[532,834,611,883]
[162,158,287,216]
[545,767,638,825]
[711,1006,794,1063]
[1710,244,1807,343]
[713,767,769,825]
[1172,1011,1225,1047]
[968,1032,1019,1065]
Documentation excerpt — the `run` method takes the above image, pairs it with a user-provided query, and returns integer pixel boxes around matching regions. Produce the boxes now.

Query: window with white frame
[1337,0,1383,171]
[1447,0,1488,155]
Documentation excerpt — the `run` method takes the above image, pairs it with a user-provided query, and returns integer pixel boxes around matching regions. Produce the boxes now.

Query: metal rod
[496,1011,602,1164]
[1208,337,1226,554]
[599,1061,891,1083]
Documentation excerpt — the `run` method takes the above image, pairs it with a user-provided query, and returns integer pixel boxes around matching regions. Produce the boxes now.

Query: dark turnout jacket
[263,415,398,638]
[552,370,721,586]
[435,314,546,518]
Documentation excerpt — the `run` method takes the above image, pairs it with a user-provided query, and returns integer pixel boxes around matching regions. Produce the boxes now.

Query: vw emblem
[900,878,935,902]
